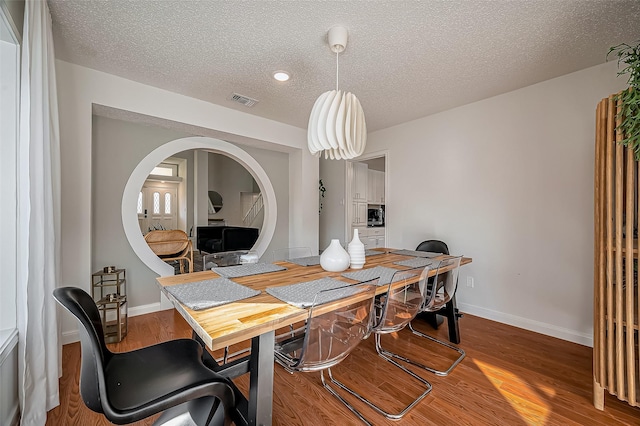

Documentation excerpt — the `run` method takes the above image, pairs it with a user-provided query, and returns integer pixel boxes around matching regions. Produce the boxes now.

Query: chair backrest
[222,227,259,251]
[375,266,431,334]
[144,229,189,256]
[271,247,313,262]
[416,239,449,255]
[422,256,462,312]
[53,287,112,414]
[294,281,377,372]
[203,250,246,269]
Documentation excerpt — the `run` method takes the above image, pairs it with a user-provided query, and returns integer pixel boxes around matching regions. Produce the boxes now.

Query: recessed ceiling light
[273,71,290,82]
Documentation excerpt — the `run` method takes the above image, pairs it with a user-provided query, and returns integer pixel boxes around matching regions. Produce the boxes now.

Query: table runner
[392,249,442,258]
[364,249,385,257]
[342,266,402,286]
[266,277,360,309]
[393,257,438,268]
[166,277,261,310]
[284,255,321,266]
[213,262,286,278]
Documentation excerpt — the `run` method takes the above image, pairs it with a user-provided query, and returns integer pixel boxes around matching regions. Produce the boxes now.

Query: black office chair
[415,240,463,340]
[416,239,449,255]
[53,287,236,425]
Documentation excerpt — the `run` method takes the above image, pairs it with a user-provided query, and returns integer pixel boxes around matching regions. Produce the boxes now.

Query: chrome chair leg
[215,346,251,364]
[216,323,305,365]
[323,334,432,421]
[376,322,465,377]
[320,370,372,426]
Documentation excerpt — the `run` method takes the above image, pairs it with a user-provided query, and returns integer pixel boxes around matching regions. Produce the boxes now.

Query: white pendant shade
[308,26,367,160]
[308,89,367,160]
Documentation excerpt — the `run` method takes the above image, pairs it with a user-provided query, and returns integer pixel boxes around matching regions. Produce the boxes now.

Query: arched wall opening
[122,136,277,277]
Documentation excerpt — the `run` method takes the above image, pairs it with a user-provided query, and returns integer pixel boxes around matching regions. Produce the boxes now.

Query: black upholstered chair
[53,287,236,425]
[415,239,463,343]
[416,239,449,255]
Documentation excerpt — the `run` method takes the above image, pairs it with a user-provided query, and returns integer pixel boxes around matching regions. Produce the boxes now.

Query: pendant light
[308,26,367,160]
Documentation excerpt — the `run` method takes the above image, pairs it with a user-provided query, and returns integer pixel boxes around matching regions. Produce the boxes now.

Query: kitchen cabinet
[367,227,386,248]
[354,227,385,249]
[352,201,367,226]
[352,162,368,202]
[349,161,369,227]
[367,170,385,204]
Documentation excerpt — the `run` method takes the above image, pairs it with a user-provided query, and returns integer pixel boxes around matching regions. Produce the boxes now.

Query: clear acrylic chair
[324,266,433,422]
[380,256,465,376]
[273,281,377,424]
[203,250,247,270]
[270,247,313,262]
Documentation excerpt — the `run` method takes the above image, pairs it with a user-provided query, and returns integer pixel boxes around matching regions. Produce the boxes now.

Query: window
[153,192,160,214]
[164,192,171,214]
[0,4,20,333]
[151,162,178,177]
[137,191,143,214]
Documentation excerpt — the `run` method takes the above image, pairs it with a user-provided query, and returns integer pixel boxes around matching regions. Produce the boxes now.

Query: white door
[138,183,178,233]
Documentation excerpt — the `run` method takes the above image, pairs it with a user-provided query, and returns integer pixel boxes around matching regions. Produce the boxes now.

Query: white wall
[56,60,318,342]
[92,116,189,307]
[92,116,290,308]
[366,60,627,346]
[208,153,256,226]
[319,159,347,249]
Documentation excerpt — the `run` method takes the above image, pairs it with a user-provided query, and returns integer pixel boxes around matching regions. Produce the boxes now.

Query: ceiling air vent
[230,93,259,107]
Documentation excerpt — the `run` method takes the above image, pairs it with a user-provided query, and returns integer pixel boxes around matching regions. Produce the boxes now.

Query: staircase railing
[243,193,263,227]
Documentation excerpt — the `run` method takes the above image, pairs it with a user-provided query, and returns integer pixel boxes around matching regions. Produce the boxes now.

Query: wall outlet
[466,276,474,288]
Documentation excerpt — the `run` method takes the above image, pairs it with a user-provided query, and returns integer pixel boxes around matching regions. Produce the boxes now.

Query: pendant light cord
[336,50,339,91]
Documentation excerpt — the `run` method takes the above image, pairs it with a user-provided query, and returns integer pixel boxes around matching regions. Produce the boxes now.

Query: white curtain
[17,0,62,424]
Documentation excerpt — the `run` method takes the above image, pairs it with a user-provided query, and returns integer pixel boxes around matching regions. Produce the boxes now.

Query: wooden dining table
[156,249,472,426]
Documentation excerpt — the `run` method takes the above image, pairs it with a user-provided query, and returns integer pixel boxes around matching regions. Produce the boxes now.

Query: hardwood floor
[46,310,640,425]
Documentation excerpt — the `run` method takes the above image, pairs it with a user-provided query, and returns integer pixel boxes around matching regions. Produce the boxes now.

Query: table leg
[444,296,461,344]
[248,331,274,426]
[191,330,274,426]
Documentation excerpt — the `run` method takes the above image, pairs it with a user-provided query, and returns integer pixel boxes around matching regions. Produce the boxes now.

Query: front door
[138,182,178,233]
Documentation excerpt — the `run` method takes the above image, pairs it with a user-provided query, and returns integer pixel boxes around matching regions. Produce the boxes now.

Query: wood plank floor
[46,310,640,425]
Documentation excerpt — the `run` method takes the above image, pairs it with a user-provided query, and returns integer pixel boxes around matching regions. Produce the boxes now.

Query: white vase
[320,239,350,272]
[347,229,366,269]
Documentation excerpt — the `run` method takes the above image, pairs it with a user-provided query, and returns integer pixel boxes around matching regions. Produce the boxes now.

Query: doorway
[123,136,278,279]
[138,182,178,233]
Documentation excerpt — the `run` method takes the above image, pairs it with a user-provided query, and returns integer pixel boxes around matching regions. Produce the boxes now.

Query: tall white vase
[320,239,350,272]
[347,229,366,269]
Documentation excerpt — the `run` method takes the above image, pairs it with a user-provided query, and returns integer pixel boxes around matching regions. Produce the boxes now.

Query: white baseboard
[62,301,165,345]
[129,301,162,317]
[458,302,593,347]
[0,329,18,364]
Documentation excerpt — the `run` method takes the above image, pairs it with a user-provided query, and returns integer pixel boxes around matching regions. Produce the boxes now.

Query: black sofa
[196,226,259,254]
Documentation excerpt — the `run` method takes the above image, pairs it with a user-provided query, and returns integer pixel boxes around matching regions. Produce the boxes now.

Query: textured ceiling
[48,0,640,132]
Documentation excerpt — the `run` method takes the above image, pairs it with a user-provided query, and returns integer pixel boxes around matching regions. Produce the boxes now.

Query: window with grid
[153,192,160,214]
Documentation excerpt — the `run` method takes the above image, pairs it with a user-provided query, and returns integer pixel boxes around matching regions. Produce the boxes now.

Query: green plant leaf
[609,40,640,159]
